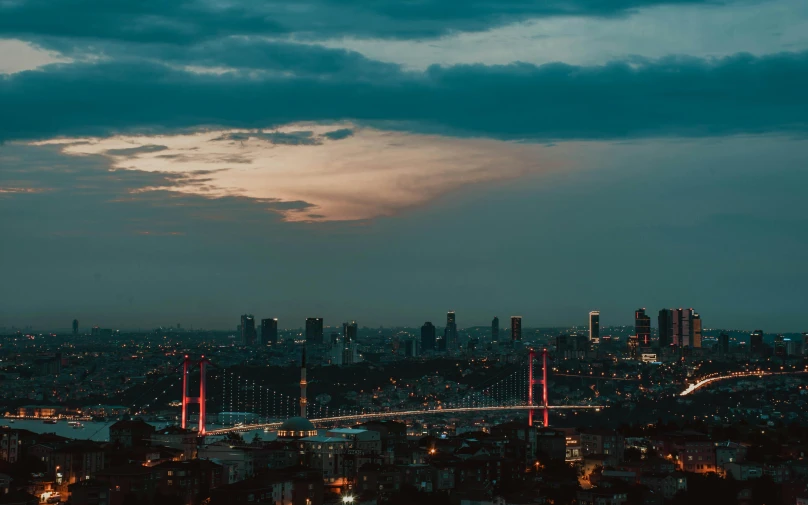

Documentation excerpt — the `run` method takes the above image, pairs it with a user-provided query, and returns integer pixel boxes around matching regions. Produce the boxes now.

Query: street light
[342,495,355,504]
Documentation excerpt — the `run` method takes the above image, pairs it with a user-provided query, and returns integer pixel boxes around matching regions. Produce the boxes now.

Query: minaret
[299,348,307,418]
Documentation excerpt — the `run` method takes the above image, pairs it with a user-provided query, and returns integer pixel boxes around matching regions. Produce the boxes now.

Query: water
[0,418,275,442]
[0,419,172,441]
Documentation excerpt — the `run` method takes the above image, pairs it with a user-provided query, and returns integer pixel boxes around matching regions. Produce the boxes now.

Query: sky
[1,0,807,332]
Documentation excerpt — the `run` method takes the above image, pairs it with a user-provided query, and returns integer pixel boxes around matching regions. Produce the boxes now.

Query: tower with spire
[299,348,307,418]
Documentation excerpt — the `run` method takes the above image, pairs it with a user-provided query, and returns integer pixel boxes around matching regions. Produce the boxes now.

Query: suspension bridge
[134,348,606,436]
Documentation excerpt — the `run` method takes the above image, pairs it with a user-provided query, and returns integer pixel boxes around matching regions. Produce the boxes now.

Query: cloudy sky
[1,0,806,332]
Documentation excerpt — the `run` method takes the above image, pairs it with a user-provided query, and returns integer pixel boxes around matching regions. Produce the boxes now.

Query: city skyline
[8,308,807,335]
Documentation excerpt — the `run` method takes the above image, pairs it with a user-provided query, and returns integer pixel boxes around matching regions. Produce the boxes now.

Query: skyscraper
[421,322,436,351]
[511,316,522,342]
[719,333,729,355]
[344,326,358,365]
[240,314,256,346]
[803,333,808,357]
[750,330,764,355]
[634,309,651,346]
[658,309,673,348]
[773,334,787,358]
[261,318,278,345]
[589,311,600,342]
[72,319,79,336]
[343,321,358,343]
[491,317,500,342]
[671,308,694,347]
[305,317,324,345]
[404,338,419,358]
[691,313,702,348]
[445,311,458,350]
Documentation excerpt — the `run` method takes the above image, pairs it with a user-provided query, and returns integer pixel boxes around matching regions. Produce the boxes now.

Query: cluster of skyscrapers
[238,315,360,364]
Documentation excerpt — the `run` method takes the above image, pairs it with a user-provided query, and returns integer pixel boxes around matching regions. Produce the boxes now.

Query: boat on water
[42,419,58,424]
[68,421,84,428]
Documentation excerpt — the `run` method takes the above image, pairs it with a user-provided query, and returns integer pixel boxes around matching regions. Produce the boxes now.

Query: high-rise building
[634,309,651,346]
[240,315,256,346]
[491,317,500,342]
[404,338,419,358]
[421,322,436,351]
[261,318,278,345]
[72,319,79,336]
[691,313,702,348]
[671,308,695,347]
[589,311,600,342]
[343,321,358,343]
[774,334,786,358]
[627,335,639,359]
[658,309,673,348]
[803,333,808,357]
[750,330,764,355]
[445,311,458,350]
[556,334,590,359]
[719,333,729,355]
[510,316,522,342]
[305,317,324,345]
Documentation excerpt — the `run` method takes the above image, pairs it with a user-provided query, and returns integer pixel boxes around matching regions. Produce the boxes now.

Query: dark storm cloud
[39,38,402,79]
[0,0,730,44]
[105,145,169,156]
[322,129,355,141]
[210,130,353,146]
[1,50,806,142]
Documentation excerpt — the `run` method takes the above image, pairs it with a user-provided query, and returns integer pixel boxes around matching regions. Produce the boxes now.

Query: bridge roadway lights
[204,405,607,436]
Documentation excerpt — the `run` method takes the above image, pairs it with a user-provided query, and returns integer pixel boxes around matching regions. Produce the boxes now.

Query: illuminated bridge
[138,349,606,436]
[680,368,808,396]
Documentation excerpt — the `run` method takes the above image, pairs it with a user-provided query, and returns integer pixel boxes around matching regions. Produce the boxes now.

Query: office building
[627,335,639,360]
[261,318,278,345]
[421,322,436,351]
[662,308,701,348]
[658,309,673,348]
[343,321,358,343]
[556,334,590,359]
[511,316,522,342]
[404,338,419,358]
[691,313,702,348]
[305,317,324,345]
[774,335,786,358]
[445,311,458,350]
[240,314,256,346]
[750,330,764,355]
[634,309,651,346]
[671,308,695,347]
[719,333,729,355]
[72,319,79,336]
[589,311,600,342]
[491,317,500,343]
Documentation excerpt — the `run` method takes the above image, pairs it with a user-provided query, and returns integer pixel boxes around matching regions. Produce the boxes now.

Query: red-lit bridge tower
[181,355,210,435]
[528,348,549,427]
